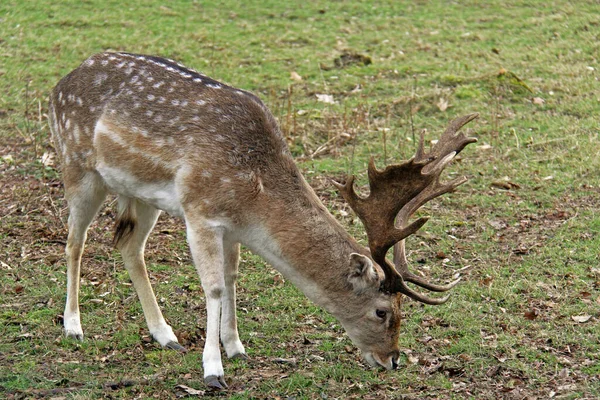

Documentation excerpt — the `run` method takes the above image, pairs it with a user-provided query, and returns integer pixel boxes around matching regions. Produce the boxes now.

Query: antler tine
[335,113,478,303]
[332,175,360,210]
[394,272,452,305]
[393,241,461,292]
[442,113,479,139]
[431,113,479,159]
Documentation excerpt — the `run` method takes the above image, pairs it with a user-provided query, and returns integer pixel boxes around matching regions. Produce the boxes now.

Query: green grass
[2,0,600,398]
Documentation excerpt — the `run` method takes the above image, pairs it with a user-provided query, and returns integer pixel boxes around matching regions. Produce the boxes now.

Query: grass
[1,0,600,398]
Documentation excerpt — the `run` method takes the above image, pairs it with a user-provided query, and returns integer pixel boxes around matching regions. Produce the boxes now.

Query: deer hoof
[230,352,249,360]
[204,375,228,390]
[165,341,187,353]
[65,330,83,341]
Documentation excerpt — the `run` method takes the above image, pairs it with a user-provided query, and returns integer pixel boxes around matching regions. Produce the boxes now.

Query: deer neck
[240,176,364,315]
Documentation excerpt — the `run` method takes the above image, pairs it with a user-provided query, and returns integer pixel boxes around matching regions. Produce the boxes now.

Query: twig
[527,135,576,148]
[511,128,520,149]
[409,76,417,148]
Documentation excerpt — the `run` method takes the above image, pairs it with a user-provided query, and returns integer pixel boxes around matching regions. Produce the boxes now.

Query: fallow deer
[49,52,477,389]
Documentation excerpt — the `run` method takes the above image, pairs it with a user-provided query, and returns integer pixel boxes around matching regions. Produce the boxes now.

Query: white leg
[186,220,228,389]
[116,197,183,350]
[63,172,107,340]
[220,241,246,359]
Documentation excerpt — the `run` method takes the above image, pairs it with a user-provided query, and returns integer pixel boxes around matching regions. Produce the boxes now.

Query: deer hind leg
[115,197,184,351]
[220,241,247,359]
[63,171,108,340]
[185,220,229,389]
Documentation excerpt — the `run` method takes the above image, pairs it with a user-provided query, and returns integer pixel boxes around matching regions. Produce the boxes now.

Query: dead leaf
[436,98,449,112]
[486,365,501,377]
[558,367,569,379]
[491,179,521,190]
[524,309,538,320]
[290,71,302,81]
[316,94,335,104]
[479,277,493,287]
[41,152,55,166]
[273,357,297,365]
[17,333,33,340]
[513,244,530,255]
[334,52,372,68]
[175,384,205,396]
[488,220,507,230]
[532,97,545,105]
[571,315,592,323]
[494,354,507,363]
[273,274,285,285]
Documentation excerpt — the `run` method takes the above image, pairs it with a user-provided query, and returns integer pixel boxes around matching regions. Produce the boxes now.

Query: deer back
[49,52,305,222]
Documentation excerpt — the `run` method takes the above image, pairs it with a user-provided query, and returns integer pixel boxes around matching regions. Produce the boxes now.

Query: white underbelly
[97,164,184,217]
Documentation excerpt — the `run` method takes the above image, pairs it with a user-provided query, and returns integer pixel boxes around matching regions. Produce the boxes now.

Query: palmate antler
[334,113,478,304]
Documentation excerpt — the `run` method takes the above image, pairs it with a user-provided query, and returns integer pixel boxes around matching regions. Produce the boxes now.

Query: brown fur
[50,52,413,374]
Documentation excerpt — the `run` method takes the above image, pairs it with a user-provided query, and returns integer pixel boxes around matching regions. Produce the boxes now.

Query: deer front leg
[116,198,184,351]
[221,241,247,359]
[186,220,228,390]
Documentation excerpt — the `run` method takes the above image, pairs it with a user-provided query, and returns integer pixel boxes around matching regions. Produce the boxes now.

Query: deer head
[334,113,478,302]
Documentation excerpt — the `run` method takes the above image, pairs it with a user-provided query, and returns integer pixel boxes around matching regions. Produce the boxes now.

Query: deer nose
[390,350,400,370]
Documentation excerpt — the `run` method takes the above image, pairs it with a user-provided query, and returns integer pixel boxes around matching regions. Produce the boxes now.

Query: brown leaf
[479,277,493,287]
[491,180,521,190]
[580,291,592,299]
[524,309,538,320]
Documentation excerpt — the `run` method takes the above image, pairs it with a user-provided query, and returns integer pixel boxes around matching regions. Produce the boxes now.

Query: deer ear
[348,253,378,292]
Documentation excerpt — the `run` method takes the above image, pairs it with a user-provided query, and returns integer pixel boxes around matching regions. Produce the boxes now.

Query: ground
[1,1,600,399]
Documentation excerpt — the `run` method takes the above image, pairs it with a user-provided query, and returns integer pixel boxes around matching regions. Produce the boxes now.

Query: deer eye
[375,309,387,319]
